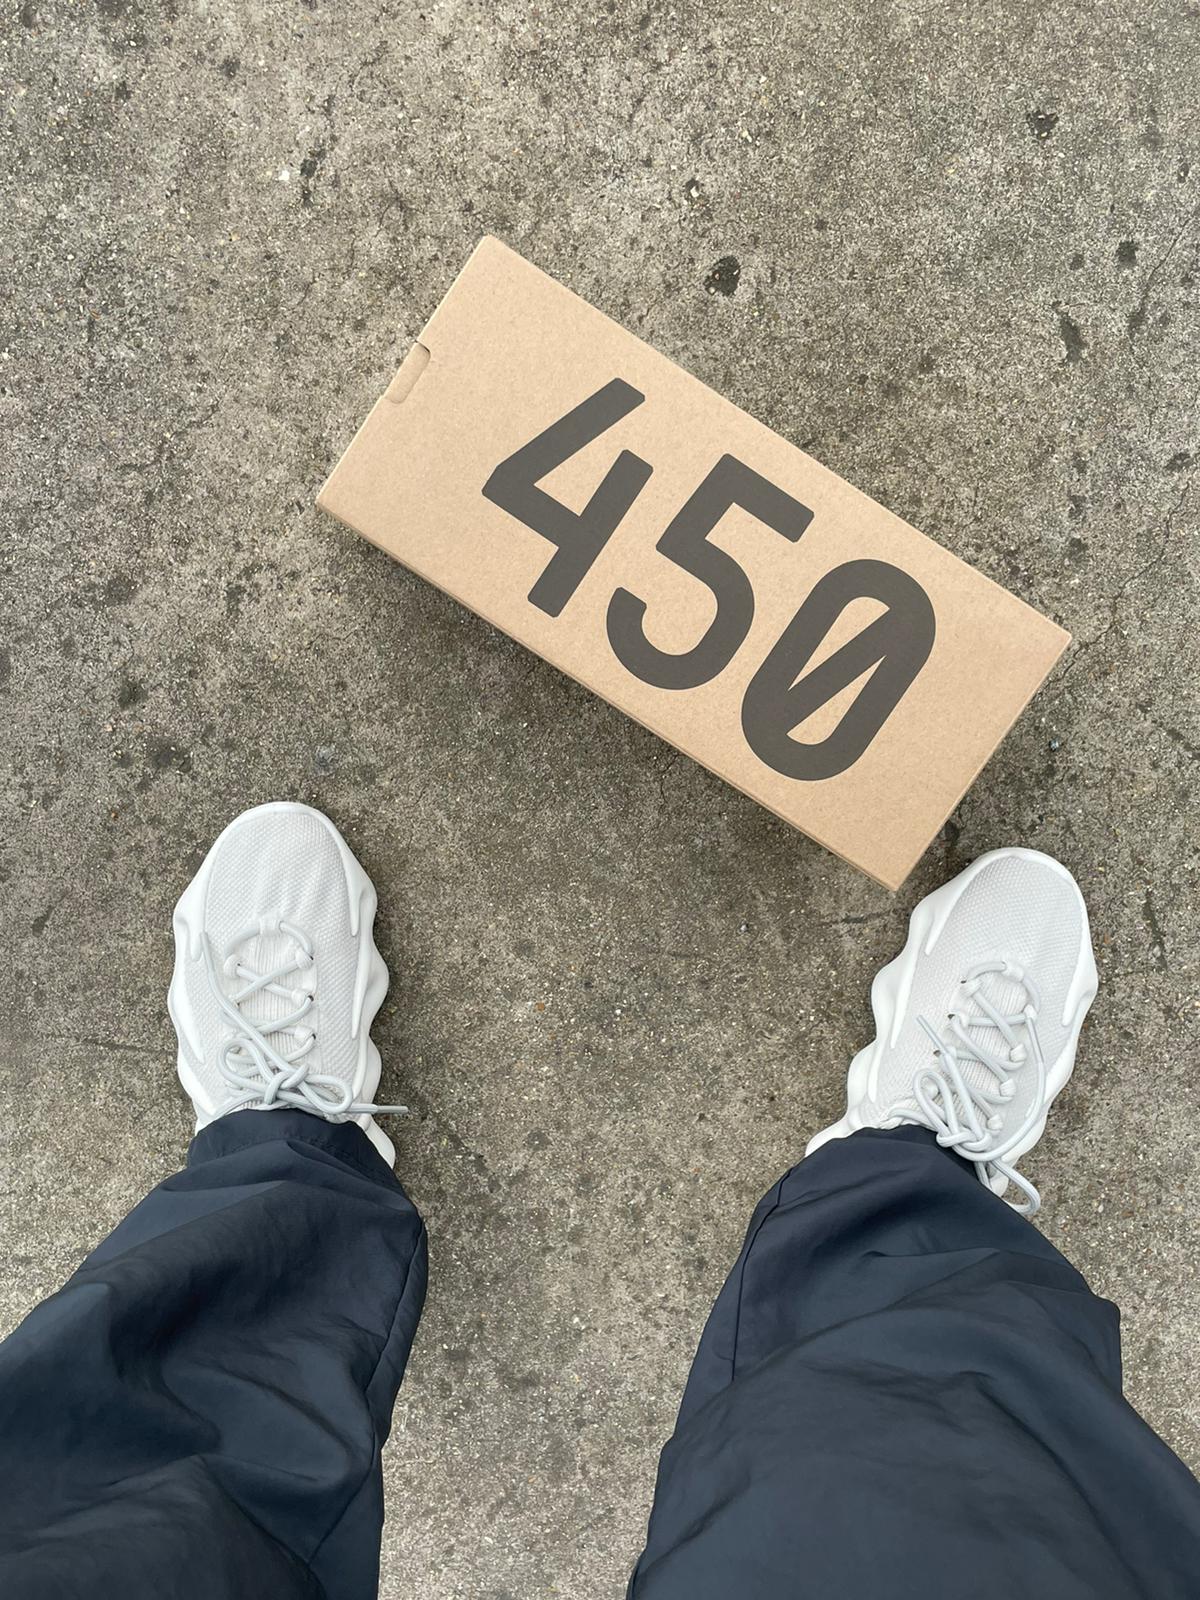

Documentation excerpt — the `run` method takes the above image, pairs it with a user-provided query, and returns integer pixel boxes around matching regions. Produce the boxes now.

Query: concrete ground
[2,1,1198,1594]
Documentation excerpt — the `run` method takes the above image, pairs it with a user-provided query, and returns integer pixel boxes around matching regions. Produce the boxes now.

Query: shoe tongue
[235,926,298,1035]
[951,968,1028,1097]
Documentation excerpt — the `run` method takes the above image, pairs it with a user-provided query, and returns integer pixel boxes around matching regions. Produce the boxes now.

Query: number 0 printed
[741,560,935,781]
[482,385,935,782]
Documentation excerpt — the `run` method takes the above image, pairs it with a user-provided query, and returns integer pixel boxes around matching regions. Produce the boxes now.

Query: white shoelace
[201,917,407,1121]
[908,959,1046,1215]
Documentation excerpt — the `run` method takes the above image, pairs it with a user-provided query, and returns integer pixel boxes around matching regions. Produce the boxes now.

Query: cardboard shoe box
[319,237,1067,890]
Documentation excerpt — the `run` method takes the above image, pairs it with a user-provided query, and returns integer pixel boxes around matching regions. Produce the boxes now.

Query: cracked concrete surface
[1,1,1198,1595]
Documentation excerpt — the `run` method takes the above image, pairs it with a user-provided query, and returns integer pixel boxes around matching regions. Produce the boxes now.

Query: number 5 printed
[606,455,813,690]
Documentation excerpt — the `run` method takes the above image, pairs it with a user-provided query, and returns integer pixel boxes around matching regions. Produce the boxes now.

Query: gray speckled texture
[1,2,1198,1595]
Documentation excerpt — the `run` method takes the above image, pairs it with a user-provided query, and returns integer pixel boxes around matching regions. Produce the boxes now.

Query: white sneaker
[168,801,402,1165]
[807,848,1098,1215]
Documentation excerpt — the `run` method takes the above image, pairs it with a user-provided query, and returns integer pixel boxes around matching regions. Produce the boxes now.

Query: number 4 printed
[482,380,650,618]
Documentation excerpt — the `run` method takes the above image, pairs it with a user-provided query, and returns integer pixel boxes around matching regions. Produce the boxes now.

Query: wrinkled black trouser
[2,1114,1199,1599]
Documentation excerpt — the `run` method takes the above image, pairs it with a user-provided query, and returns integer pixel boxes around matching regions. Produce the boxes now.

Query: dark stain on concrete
[1056,307,1086,362]
[300,147,327,207]
[703,255,741,296]
[137,736,193,789]
[1143,889,1169,970]
[102,574,139,606]
[1027,110,1059,140]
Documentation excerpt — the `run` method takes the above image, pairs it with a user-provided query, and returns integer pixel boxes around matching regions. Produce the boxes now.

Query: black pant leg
[0,1109,427,1600]
[631,1125,1200,1599]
